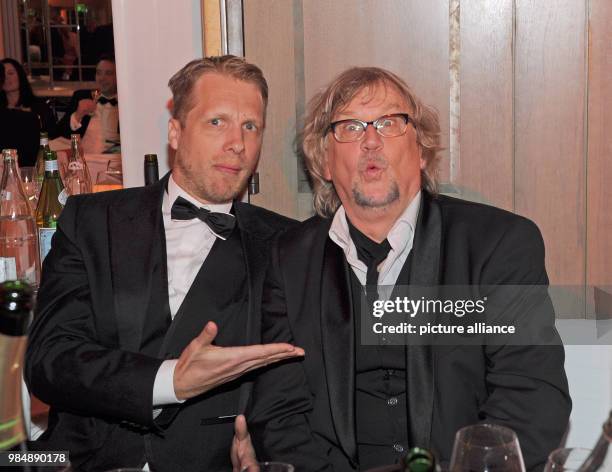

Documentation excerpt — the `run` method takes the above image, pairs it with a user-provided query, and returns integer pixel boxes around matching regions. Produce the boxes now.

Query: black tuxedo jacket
[57,89,118,139]
[248,192,571,472]
[25,174,296,471]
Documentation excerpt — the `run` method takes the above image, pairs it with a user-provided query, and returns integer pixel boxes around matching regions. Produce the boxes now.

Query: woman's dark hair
[0,61,6,108]
[1,58,36,107]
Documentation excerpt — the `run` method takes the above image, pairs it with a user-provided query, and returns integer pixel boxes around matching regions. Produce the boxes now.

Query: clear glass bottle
[0,150,40,289]
[34,131,49,186]
[0,280,33,451]
[64,134,92,195]
[35,150,67,263]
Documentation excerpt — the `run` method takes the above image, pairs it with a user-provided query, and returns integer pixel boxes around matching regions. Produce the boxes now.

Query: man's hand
[231,415,258,472]
[75,98,96,122]
[173,321,305,400]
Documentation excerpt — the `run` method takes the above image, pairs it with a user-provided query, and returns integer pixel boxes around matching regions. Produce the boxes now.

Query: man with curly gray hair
[241,66,570,471]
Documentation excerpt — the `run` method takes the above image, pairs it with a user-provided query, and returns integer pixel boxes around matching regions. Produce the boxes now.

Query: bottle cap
[2,149,17,162]
[144,154,158,163]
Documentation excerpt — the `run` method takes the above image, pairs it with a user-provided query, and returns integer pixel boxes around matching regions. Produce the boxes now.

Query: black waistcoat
[100,226,249,472]
[352,250,414,470]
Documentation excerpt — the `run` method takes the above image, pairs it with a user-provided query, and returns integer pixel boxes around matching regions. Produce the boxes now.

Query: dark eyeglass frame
[328,113,415,143]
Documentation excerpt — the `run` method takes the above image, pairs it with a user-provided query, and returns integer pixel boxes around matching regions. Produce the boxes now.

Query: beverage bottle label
[0,257,17,282]
[38,228,56,262]
[58,190,68,206]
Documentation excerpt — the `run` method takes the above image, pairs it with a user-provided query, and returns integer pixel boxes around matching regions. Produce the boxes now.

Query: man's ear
[419,146,426,170]
[168,118,181,151]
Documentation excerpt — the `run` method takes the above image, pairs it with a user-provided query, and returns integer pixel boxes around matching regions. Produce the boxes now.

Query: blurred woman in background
[0,63,40,167]
[1,57,59,138]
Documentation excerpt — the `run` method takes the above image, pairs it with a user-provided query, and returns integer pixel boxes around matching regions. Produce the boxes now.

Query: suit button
[393,444,404,453]
[387,397,398,406]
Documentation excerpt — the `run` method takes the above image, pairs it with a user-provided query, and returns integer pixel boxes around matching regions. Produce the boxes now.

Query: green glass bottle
[35,150,67,262]
[0,280,33,451]
[402,447,439,472]
[34,132,49,185]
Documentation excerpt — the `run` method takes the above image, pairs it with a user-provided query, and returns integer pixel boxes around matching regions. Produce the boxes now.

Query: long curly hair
[300,67,442,218]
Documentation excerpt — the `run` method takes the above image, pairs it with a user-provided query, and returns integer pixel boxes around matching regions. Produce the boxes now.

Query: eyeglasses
[328,113,414,143]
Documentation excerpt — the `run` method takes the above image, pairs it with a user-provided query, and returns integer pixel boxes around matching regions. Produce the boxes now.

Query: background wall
[111,0,203,186]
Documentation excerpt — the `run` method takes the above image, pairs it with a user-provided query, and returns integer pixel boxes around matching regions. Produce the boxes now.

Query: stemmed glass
[544,448,592,471]
[18,166,41,211]
[449,424,526,471]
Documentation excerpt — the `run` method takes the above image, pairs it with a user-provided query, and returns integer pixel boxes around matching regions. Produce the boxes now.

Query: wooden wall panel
[244,0,300,218]
[514,0,586,301]
[459,0,513,210]
[302,0,451,181]
[201,0,222,56]
[587,1,612,306]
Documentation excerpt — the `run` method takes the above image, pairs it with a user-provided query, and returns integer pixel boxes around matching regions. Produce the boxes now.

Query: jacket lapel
[234,203,277,413]
[406,192,442,448]
[109,175,167,352]
[321,235,358,465]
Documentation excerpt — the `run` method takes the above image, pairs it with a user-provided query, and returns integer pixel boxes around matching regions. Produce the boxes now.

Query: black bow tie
[97,96,118,106]
[171,196,235,238]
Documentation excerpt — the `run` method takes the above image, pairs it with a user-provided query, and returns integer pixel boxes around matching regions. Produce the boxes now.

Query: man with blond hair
[243,66,570,471]
[25,55,301,471]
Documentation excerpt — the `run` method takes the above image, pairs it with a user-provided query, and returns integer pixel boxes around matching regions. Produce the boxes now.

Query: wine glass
[94,159,123,193]
[544,448,592,471]
[449,424,525,471]
[18,166,41,211]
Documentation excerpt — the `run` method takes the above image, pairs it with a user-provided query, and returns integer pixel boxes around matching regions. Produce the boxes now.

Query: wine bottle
[144,154,159,186]
[64,134,92,195]
[577,411,612,471]
[35,151,67,263]
[34,132,49,186]
[402,447,440,472]
[0,150,40,289]
[0,280,33,450]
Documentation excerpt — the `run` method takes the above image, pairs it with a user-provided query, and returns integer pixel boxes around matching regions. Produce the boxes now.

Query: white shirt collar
[330,190,421,248]
[329,191,421,284]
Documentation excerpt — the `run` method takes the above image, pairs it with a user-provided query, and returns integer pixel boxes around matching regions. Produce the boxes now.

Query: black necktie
[171,196,236,239]
[97,96,118,106]
[347,218,392,291]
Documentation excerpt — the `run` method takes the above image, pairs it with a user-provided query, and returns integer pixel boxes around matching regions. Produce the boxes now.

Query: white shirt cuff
[70,112,82,131]
[152,359,184,407]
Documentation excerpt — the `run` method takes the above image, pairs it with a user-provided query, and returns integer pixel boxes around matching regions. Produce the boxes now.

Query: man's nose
[361,125,384,151]
[225,126,246,154]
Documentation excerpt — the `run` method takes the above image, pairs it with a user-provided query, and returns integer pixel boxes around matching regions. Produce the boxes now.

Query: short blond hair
[168,55,268,125]
[301,67,442,218]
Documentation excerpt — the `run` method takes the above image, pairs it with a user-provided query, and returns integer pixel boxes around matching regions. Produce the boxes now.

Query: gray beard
[352,181,400,209]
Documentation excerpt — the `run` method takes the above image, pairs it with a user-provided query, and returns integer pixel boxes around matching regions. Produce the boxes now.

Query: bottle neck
[0,158,19,190]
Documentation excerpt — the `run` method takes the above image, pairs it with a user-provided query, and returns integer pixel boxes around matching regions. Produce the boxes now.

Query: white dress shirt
[328,191,421,288]
[152,175,233,406]
[70,95,120,153]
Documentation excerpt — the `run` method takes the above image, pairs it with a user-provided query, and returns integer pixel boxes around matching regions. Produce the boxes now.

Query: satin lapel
[234,205,270,412]
[321,237,357,464]
[406,192,442,448]
[109,177,167,351]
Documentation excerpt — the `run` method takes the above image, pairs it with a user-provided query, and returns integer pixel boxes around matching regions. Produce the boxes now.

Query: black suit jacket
[248,192,571,472]
[57,89,118,139]
[25,174,296,471]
